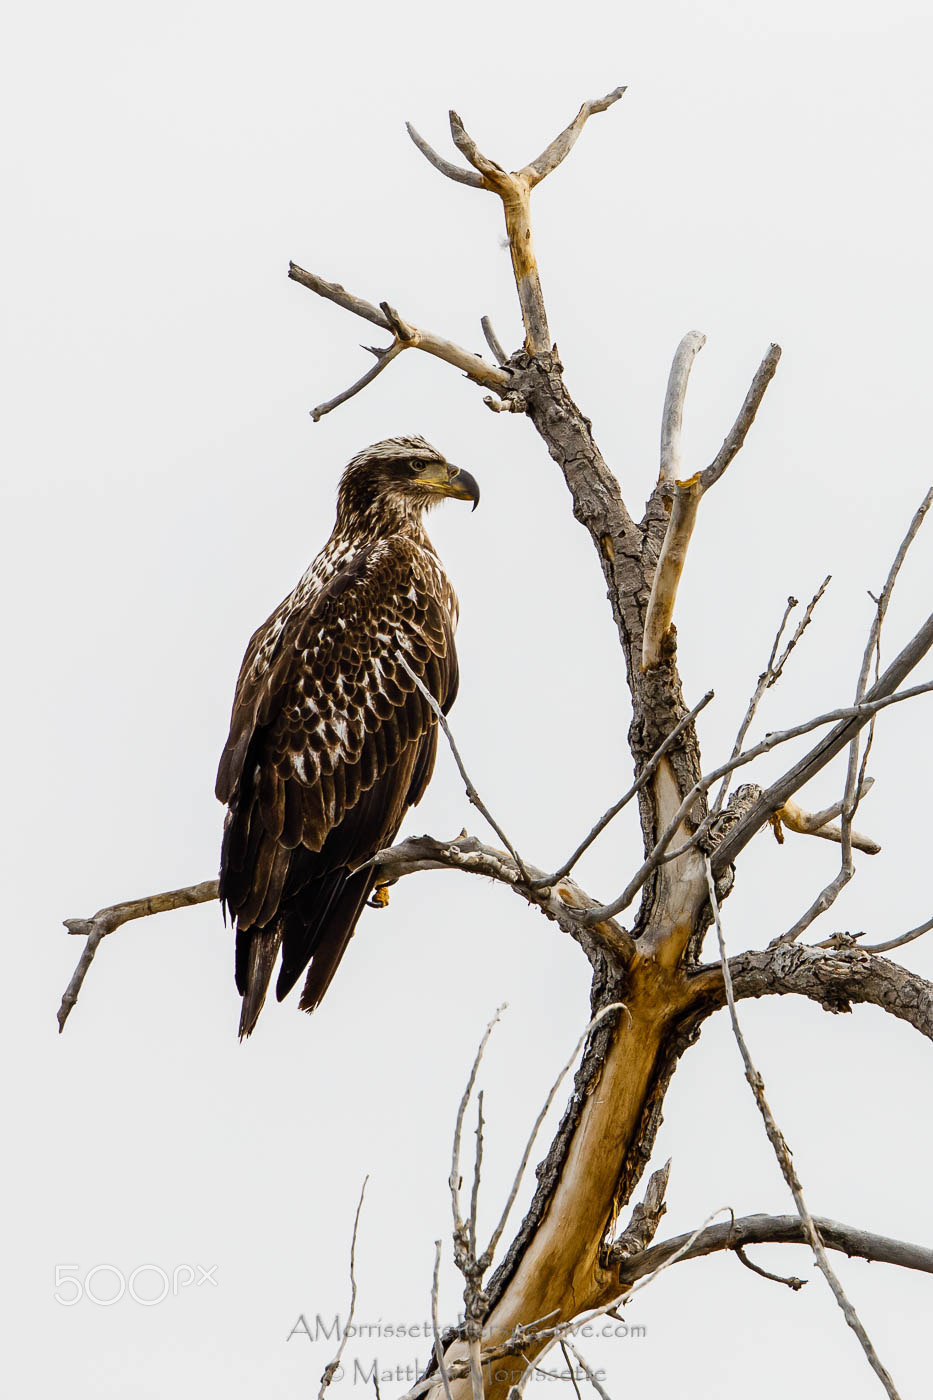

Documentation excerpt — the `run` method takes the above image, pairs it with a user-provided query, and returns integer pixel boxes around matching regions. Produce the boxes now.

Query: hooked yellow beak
[416,461,480,511]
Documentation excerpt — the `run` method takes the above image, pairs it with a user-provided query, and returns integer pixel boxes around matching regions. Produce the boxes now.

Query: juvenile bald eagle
[216,436,479,1037]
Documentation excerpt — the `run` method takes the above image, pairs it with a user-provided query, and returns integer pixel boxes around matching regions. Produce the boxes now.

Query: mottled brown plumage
[216,436,479,1037]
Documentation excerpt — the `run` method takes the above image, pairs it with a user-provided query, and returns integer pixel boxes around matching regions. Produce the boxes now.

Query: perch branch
[705,857,900,1399]
[58,879,218,1032]
[368,833,636,965]
[642,344,782,668]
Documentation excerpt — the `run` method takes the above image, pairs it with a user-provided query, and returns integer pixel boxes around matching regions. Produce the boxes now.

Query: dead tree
[60,90,933,1400]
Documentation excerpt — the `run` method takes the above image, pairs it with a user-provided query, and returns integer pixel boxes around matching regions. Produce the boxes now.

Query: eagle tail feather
[267,868,374,1014]
[237,921,284,1040]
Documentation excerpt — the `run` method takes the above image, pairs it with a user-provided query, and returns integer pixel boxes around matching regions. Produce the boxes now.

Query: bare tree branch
[563,1343,613,1400]
[519,86,627,188]
[773,787,880,856]
[712,613,933,874]
[699,344,783,491]
[451,1005,507,1256]
[318,1177,368,1400]
[713,576,831,814]
[588,678,933,925]
[606,1160,672,1264]
[642,344,782,669]
[773,492,933,944]
[687,941,933,1044]
[397,652,530,881]
[368,833,636,966]
[288,263,509,412]
[617,1213,933,1285]
[58,879,218,1032]
[481,315,509,366]
[659,331,707,483]
[858,916,933,955]
[432,1241,455,1400]
[705,857,901,1399]
[311,340,406,422]
[733,1245,806,1291]
[536,689,713,888]
[405,122,485,188]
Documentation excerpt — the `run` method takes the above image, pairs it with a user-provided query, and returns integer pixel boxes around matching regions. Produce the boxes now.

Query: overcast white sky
[4,2,932,1397]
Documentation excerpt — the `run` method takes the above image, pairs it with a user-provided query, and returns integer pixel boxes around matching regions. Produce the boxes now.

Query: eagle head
[337,436,480,529]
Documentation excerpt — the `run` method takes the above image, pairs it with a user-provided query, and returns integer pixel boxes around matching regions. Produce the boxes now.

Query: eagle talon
[368,884,391,909]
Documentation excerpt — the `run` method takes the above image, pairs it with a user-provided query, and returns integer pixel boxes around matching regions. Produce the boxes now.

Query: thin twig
[452,1005,507,1249]
[776,491,933,946]
[479,1003,628,1271]
[712,610,933,873]
[310,340,406,421]
[586,677,933,924]
[58,879,219,1032]
[705,857,901,1399]
[713,577,831,815]
[564,1343,613,1400]
[318,1177,369,1400]
[431,1242,455,1400]
[859,915,933,954]
[470,1092,485,1261]
[733,1244,806,1291]
[397,651,530,881]
[559,1342,584,1400]
[536,690,714,887]
[699,344,782,491]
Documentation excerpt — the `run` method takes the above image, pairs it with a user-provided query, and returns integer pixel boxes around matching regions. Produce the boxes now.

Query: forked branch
[58,879,219,1032]
[288,263,509,420]
[642,343,782,669]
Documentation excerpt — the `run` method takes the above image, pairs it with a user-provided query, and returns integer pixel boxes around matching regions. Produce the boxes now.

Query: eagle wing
[216,537,458,1033]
